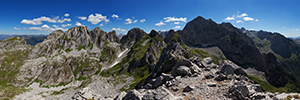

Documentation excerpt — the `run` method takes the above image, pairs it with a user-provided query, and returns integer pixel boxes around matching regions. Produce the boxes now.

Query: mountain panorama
[0,16,300,100]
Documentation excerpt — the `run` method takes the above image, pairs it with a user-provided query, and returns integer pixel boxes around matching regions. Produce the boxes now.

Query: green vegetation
[72,57,102,80]
[88,43,93,50]
[100,46,117,64]
[64,36,72,41]
[101,34,161,91]
[65,48,72,52]
[0,49,29,99]
[77,45,86,51]
[248,75,300,93]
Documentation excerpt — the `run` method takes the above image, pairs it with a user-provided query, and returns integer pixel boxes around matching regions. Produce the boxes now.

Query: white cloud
[64,13,70,17]
[78,16,87,20]
[237,13,247,18]
[164,17,187,22]
[87,13,109,24]
[62,23,72,27]
[125,18,138,24]
[21,24,68,32]
[21,16,56,25]
[57,18,71,23]
[225,16,235,21]
[174,22,180,24]
[75,21,82,26]
[29,24,54,31]
[174,26,181,29]
[13,27,21,30]
[243,17,254,21]
[112,14,119,19]
[99,24,103,26]
[21,16,72,25]
[224,12,259,23]
[155,21,165,26]
[41,24,50,29]
[236,20,244,23]
[53,25,59,28]
[112,27,126,32]
[140,19,146,23]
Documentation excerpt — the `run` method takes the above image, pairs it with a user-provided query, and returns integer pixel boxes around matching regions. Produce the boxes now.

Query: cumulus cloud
[225,17,235,21]
[64,13,70,17]
[53,25,59,28]
[13,27,21,30]
[99,24,103,26]
[155,21,165,26]
[57,18,71,23]
[125,18,138,24]
[112,14,119,19]
[224,12,258,23]
[237,13,247,18]
[78,16,87,20]
[243,17,254,21]
[21,16,72,25]
[75,21,82,26]
[236,20,244,23]
[21,24,68,31]
[140,19,146,23]
[164,17,187,22]
[21,16,56,25]
[112,27,126,32]
[62,23,72,27]
[87,13,109,24]
[174,22,180,24]
[174,26,181,29]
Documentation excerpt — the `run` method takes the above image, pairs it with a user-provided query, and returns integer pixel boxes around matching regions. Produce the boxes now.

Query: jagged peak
[108,30,117,35]
[149,29,159,37]
[48,30,65,39]
[66,26,89,33]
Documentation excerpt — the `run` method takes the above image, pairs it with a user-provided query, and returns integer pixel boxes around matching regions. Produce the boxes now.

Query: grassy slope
[100,34,154,91]
[0,37,30,99]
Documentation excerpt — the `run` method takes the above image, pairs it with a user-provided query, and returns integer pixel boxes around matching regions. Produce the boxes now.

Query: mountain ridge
[0,16,299,99]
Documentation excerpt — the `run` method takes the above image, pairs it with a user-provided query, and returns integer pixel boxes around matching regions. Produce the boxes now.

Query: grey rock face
[228,85,250,99]
[171,66,191,77]
[183,85,195,92]
[120,28,147,48]
[123,89,142,100]
[219,60,246,76]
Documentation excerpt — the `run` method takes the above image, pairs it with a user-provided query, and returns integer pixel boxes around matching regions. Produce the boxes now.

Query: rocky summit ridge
[0,16,299,100]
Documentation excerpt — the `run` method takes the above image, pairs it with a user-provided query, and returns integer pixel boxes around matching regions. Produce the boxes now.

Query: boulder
[114,91,127,100]
[123,89,142,100]
[228,85,250,99]
[201,57,213,67]
[206,82,217,87]
[220,60,246,75]
[204,73,214,79]
[171,66,190,77]
[176,59,193,67]
[214,74,227,81]
[183,85,195,92]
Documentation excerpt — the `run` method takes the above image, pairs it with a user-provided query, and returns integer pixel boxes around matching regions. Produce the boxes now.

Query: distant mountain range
[0,34,47,45]
[0,16,300,100]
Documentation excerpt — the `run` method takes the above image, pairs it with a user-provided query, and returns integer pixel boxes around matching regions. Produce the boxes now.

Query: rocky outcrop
[179,16,296,87]
[116,56,289,100]
[120,28,147,48]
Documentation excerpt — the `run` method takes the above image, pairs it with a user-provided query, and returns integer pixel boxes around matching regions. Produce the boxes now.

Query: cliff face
[179,16,295,87]
[0,16,299,100]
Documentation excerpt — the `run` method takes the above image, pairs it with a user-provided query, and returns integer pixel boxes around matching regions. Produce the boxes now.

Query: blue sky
[0,0,300,37]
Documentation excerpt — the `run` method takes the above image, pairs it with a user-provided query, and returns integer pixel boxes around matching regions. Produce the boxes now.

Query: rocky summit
[0,16,299,100]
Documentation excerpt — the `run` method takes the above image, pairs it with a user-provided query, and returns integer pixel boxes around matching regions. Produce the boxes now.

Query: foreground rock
[115,57,300,100]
